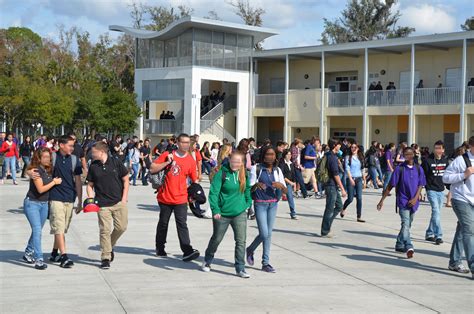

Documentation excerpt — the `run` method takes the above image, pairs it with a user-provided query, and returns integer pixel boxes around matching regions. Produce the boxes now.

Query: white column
[319,51,325,143]
[248,57,254,138]
[139,115,144,140]
[284,54,290,142]
[408,44,416,144]
[460,38,467,144]
[363,48,369,149]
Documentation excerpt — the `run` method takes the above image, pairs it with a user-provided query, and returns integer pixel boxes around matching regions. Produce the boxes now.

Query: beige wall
[257,47,474,94]
[328,116,363,143]
[370,116,399,145]
[291,127,319,141]
[288,89,323,125]
[415,115,444,148]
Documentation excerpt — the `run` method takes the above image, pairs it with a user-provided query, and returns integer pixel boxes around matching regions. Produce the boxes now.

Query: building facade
[111,16,474,153]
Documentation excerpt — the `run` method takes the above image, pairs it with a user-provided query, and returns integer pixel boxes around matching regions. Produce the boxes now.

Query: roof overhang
[109,16,278,43]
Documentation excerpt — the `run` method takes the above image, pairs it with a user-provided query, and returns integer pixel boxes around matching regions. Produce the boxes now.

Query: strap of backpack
[395,166,404,213]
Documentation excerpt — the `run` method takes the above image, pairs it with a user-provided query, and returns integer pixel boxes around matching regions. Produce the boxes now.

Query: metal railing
[202,121,235,143]
[328,87,474,107]
[255,93,285,108]
[144,119,182,135]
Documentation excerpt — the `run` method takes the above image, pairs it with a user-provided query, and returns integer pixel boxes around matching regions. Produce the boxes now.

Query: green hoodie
[209,164,252,217]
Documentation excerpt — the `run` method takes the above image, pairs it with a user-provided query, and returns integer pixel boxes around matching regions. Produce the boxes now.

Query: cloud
[399,3,457,34]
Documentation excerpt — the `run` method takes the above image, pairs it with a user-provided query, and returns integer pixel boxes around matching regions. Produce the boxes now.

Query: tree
[129,2,193,32]
[228,0,265,50]
[461,17,474,31]
[321,0,415,45]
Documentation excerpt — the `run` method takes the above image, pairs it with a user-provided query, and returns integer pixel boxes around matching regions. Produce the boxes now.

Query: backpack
[379,152,388,171]
[148,153,172,190]
[394,164,421,213]
[316,154,330,184]
[462,153,471,183]
[51,152,79,183]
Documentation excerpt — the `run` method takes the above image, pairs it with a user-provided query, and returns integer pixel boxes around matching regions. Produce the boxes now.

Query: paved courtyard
[0,178,473,313]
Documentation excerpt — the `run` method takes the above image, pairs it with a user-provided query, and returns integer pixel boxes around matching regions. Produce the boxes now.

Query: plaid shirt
[290,144,302,169]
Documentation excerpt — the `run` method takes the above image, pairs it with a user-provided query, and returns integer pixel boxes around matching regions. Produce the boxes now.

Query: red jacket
[0,141,20,159]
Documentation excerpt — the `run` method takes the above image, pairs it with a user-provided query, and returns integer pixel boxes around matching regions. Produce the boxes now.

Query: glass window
[179,29,193,66]
[164,37,178,67]
[194,29,212,67]
[136,39,150,68]
[142,79,185,101]
[149,39,164,68]
[212,31,224,68]
[224,33,237,70]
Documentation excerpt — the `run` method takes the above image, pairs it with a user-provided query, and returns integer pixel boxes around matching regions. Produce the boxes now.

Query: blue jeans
[23,198,49,261]
[130,163,139,185]
[286,183,296,217]
[3,156,16,181]
[343,177,363,218]
[425,190,444,240]
[321,185,343,235]
[205,211,247,273]
[383,170,392,191]
[141,165,148,185]
[21,156,31,177]
[248,202,278,266]
[396,208,415,252]
[369,166,379,188]
[295,168,308,197]
[202,161,211,175]
[449,199,473,272]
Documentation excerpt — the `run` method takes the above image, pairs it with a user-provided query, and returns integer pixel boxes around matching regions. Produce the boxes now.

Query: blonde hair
[217,143,232,167]
[229,151,246,193]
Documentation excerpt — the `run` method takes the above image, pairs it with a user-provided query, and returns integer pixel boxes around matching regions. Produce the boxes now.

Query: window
[142,79,185,101]
[445,68,461,88]
[212,31,224,68]
[224,33,237,70]
[149,39,164,68]
[179,30,193,66]
[270,78,285,94]
[136,39,150,68]
[194,29,212,67]
[237,35,251,71]
[164,38,178,67]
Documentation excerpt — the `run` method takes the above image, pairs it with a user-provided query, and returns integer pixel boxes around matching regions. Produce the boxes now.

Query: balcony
[255,93,285,108]
[328,87,474,107]
[144,119,182,135]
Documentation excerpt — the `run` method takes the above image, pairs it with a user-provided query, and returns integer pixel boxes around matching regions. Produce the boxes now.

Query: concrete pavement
[0,177,473,313]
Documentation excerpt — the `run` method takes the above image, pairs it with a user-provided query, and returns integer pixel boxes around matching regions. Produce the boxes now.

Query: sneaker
[435,238,443,245]
[395,248,405,253]
[248,214,256,220]
[296,191,303,198]
[110,250,115,262]
[448,264,470,274]
[0,179,4,184]
[182,249,200,262]
[59,254,74,268]
[49,251,60,263]
[100,259,111,269]
[291,215,299,220]
[321,233,334,238]
[237,270,250,278]
[156,249,167,257]
[406,248,414,259]
[34,260,48,270]
[22,253,35,264]
[246,249,254,266]
[425,237,436,242]
[357,218,366,223]
[13,180,18,185]
[306,191,314,197]
[201,262,211,272]
[262,264,276,273]
[315,192,322,199]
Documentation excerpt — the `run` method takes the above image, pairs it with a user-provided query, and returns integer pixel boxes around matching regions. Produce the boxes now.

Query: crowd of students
[3,130,472,280]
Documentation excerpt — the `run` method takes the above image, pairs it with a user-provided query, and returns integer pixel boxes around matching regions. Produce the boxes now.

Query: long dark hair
[28,147,52,175]
[260,146,278,167]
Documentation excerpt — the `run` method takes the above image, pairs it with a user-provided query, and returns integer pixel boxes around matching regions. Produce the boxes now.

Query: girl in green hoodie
[202,152,252,278]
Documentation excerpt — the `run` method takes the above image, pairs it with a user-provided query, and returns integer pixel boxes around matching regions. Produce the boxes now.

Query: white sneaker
[236,270,250,278]
[201,262,211,272]
[202,208,212,219]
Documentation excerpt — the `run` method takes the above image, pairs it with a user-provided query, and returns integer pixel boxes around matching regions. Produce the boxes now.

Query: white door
[445,68,461,87]
[399,71,420,90]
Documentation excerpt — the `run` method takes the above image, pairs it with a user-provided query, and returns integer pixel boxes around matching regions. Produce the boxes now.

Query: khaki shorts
[49,201,74,234]
[302,168,316,184]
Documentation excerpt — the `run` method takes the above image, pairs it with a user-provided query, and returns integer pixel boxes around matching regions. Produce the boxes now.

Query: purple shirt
[389,163,426,212]
[385,150,393,171]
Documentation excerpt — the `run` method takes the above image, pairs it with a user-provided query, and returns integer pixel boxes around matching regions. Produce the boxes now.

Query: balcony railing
[255,93,285,108]
[144,119,182,135]
[328,87,474,107]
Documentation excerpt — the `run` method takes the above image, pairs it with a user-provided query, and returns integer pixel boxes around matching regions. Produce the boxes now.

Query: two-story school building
[110,16,474,154]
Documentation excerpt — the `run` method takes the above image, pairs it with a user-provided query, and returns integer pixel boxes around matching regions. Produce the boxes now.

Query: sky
[0,0,472,50]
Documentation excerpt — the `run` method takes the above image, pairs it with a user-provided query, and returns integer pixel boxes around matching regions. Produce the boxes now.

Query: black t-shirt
[27,167,53,202]
[72,143,85,159]
[87,157,129,207]
[50,153,83,202]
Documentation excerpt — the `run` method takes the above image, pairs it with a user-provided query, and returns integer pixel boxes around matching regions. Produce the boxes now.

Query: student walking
[22,147,62,270]
[377,147,426,259]
[321,139,347,237]
[151,133,200,262]
[202,152,252,278]
[443,136,474,278]
[340,143,365,222]
[20,136,34,178]
[279,149,299,219]
[422,140,448,245]
[86,142,130,269]
[246,146,287,273]
[0,133,20,185]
